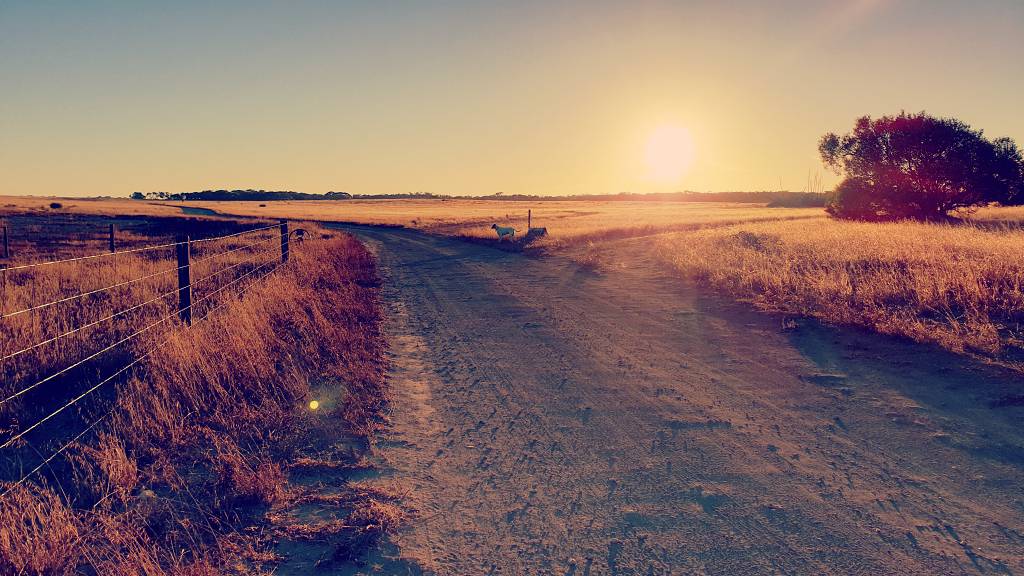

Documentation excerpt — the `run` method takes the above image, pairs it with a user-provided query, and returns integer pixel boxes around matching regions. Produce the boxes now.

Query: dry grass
[658,217,1024,367]
[0,484,79,575]
[173,198,823,248]
[0,222,389,573]
[963,205,1024,226]
[0,219,289,424]
[0,195,187,218]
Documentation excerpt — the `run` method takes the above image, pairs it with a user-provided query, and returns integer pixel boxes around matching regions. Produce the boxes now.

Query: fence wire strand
[0,408,113,498]
[2,239,278,364]
[0,222,278,273]
[1,263,186,320]
[0,220,292,498]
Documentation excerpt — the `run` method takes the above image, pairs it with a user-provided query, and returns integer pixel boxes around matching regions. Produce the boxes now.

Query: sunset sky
[2,1,1022,197]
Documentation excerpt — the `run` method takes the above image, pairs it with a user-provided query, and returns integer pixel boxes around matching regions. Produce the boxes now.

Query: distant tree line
[131,189,352,201]
[352,191,825,205]
[130,189,827,205]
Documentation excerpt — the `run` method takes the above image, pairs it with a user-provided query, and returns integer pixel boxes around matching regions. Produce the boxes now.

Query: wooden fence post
[108,223,116,253]
[2,225,8,259]
[280,220,289,263]
[176,236,192,326]
[528,209,531,229]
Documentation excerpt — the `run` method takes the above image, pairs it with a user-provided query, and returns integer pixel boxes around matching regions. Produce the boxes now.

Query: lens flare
[308,400,320,411]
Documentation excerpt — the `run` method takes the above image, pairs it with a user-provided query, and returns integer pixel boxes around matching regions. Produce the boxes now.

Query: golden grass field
[156,196,1024,367]
[4,195,1024,571]
[171,198,825,247]
[5,194,1024,368]
[656,218,1024,366]
[0,213,394,573]
[0,195,187,218]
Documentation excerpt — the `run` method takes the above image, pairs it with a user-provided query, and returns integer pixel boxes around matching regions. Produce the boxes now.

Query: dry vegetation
[0,195,187,218]
[0,220,283,408]
[17,195,1022,370]
[658,216,1024,368]
[174,198,824,248]
[186,194,1024,368]
[0,216,392,574]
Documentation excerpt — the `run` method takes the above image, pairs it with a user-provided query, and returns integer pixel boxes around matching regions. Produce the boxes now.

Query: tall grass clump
[659,218,1024,366]
[0,227,388,573]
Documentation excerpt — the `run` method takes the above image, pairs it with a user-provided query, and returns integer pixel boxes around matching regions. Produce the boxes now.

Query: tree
[130,191,145,200]
[819,112,1024,221]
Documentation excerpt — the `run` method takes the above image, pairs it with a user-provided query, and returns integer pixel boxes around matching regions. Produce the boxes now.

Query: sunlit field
[7,195,1024,367]
[175,199,826,247]
[143,197,1024,368]
[658,217,1024,368]
[0,213,392,572]
[0,195,187,218]
[172,195,1024,368]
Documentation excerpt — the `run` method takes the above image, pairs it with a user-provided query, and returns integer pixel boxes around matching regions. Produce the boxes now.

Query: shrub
[49,202,63,209]
[820,112,1024,221]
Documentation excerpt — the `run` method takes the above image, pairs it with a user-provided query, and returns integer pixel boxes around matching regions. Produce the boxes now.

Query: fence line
[0,222,279,273]
[191,231,279,265]
[1,284,181,363]
[0,302,182,407]
[190,235,280,285]
[1,263,187,320]
[0,239,186,272]
[1,238,280,365]
[194,251,282,314]
[0,220,297,497]
[0,224,279,320]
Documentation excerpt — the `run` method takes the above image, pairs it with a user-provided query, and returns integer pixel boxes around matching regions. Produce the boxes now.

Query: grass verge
[658,218,1024,369]
[0,226,393,574]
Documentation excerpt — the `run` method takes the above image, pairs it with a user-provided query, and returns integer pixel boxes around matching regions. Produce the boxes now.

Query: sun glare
[644,125,695,184]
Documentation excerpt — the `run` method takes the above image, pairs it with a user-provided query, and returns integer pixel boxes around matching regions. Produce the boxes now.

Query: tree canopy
[819,112,1024,221]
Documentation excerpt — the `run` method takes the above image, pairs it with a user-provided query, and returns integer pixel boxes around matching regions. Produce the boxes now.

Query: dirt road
[334,225,1024,575]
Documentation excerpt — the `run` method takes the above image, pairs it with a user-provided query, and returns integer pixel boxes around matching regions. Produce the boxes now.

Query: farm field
[5,2,1024,573]
[171,198,826,246]
[148,197,1024,367]
[0,211,397,573]
[3,198,1024,574]
[657,218,1024,368]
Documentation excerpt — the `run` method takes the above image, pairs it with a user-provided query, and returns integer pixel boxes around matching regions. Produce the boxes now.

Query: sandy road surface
[333,224,1024,575]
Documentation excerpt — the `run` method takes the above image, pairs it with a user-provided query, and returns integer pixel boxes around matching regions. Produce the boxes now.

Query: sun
[644,125,695,184]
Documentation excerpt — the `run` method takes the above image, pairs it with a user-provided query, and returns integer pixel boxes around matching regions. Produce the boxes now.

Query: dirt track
[335,225,1024,575]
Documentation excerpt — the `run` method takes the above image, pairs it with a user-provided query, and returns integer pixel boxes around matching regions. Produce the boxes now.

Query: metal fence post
[280,220,289,263]
[176,236,192,326]
[108,223,116,253]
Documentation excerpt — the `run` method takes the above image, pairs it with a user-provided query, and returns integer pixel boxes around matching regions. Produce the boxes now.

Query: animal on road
[491,224,516,241]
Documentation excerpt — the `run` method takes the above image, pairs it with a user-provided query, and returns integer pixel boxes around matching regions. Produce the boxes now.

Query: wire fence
[0,219,297,498]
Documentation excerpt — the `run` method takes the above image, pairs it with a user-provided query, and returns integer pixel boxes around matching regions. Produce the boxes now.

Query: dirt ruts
[337,224,1024,575]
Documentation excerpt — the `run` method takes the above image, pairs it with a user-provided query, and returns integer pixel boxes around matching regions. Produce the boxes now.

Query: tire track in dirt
[340,225,1024,575]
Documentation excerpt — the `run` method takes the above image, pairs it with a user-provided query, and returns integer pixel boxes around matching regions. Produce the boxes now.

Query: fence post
[280,220,289,263]
[2,225,8,259]
[108,223,116,253]
[176,236,192,326]
[528,209,531,229]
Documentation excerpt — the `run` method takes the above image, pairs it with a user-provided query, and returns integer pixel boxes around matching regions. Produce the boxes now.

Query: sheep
[491,223,516,241]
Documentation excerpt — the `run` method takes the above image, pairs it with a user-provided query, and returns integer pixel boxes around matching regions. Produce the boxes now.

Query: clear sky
[2,1,1022,197]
